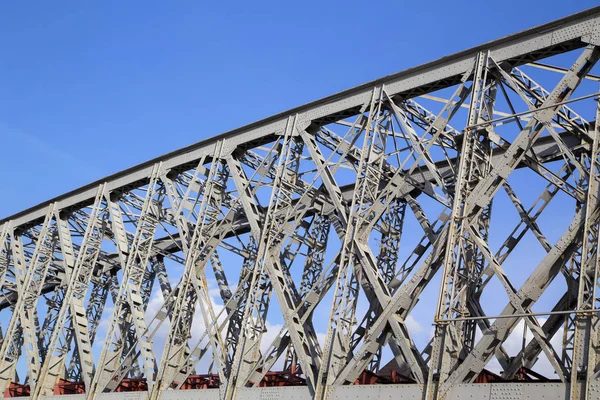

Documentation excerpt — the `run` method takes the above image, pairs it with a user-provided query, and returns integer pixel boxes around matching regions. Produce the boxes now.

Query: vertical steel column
[427,52,494,399]
[563,169,586,374]
[570,100,600,400]
[34,185,107,396]
[152,144,229,399]
[0,204,58,393]
[89,165,163,397]
[461,70,496,357]
[315,89,383,399]
[331,76,473,386]
[224,117,309,399]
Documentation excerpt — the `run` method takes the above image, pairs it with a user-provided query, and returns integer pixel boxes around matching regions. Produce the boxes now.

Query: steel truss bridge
[3,6,600,400]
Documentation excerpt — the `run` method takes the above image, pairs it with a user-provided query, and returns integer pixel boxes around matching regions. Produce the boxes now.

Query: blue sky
[2,1,600,380]
[1,0,598,217]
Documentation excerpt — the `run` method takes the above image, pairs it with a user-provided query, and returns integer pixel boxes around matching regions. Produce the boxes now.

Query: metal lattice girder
[66,270,115,382]
[437,45,600,396]
[89,165,164,396]
[300,100,434,396]
[225,119,325,398]
[223,235,259,375]
[315,89,388,396]
[303,81,473,381]
[0,204,59,393]
[0,222,22,393]
[0,131,584,313]
[146,143,284,392]
[4,8,600,400]
[367,199,406,373]
[426,52,498,399]
[152,143,230,398]
[283,211,331,373]
[343,163,570,386]
[33,185,108,397]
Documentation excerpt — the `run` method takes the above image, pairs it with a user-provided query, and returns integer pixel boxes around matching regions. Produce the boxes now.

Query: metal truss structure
[4,7,600,400]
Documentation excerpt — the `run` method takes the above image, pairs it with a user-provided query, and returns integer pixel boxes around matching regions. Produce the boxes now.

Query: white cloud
[405,315,425,335]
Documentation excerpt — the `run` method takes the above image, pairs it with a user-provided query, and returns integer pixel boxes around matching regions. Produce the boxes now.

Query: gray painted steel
[2,6,600,400]
[30,383,600,399]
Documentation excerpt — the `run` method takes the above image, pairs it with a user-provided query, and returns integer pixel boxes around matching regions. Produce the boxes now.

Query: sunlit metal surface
[2,6,600,400]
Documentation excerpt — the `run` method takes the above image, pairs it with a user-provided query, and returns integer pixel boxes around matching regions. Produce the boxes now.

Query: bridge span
[3,6,600,400]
